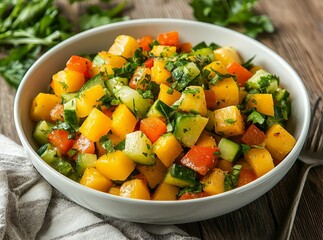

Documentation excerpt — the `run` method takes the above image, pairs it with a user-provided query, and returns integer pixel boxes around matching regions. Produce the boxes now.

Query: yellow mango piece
[244,148,274,177]
[213,105,245,137]
[151,59,172,85]
[79,108,112,142]
[108,186,120,196]
[96,150,136,181]
[119,179,151,200]
[80,168,113,192]
[152,182,180,201]
[89,64,114,78]
[246,93,274,116]
[136,158,167,189]
[196,131,217,147]
[50,69,85,97]
[213,46,242,66]
[98,51,126,68]
[216,159,233,172]
[202,168,225,195]
[150,45,177,57]
[108,35,139,58]
[153,133,183,167]
[210,77,240,109]
[265,124,296,162]
[177,86,207,116]
[111,104,138,139]
[203,61,228,77]
[30,93,61,122]
[158,84,181,106]
[76,84,105,118]
[107,133,124,146]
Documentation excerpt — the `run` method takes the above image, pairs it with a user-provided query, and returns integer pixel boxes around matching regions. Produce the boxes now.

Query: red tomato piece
[227,62,253,87]
[237,169,257,187]
[178,191,209,200]
[47,129,75,155]
[72,134,95,155]
[139,35,154,51]
[144,58,154,69]
[66,55,92,79]
[205,89,217,109]
[157,31,179,46]
[241,124,266,146]
[180,146,219,176]
[139,117,167,143]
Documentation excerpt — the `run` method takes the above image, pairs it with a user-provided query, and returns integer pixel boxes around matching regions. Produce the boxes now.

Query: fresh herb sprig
[0,0,128,89]
[190,0,274,38]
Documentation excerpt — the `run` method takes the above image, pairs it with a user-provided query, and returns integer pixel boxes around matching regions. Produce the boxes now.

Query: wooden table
[0,0,322,239]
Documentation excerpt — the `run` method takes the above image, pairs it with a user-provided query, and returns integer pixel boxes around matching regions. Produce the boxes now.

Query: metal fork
[277,97,323,240]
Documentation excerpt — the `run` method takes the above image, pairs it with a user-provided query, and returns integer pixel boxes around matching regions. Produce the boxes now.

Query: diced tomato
[139,117,167,143]
[178,191,209,200]
[237,169,257,187]
[178,42,192,53]
[227,62,253,87]
[157,31,179,46]
[205,89,216,109]
[50,104,64,122]
[180,146,219,175]
[72,134,95,155]
[66,55,92,79]
[101,106,115,118]
[241,124,266,146]
[139,35,154,51]
[48,129,75,155]
[144,58,154,69]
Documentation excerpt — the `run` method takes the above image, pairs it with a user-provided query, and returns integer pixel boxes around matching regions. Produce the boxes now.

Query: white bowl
[14,19,310,224]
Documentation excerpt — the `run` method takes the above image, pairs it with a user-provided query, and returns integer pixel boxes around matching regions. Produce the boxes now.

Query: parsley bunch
[190,0,274,38]
[0,0,128,89]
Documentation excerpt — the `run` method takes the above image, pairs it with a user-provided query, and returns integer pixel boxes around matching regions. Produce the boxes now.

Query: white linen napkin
[0,134,199,240]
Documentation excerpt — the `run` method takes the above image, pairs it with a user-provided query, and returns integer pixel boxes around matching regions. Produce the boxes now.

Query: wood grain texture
[0,0,322,239]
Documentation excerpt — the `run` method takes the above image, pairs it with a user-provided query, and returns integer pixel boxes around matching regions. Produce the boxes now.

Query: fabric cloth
[0,135,199,240]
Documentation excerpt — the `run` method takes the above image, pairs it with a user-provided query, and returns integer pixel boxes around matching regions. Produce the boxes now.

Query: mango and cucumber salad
[30,31,296,200]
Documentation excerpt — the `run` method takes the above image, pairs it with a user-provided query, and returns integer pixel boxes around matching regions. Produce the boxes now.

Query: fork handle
[276,163,313,240]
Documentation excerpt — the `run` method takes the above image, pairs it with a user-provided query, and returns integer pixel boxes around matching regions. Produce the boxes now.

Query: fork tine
[305,97,322,150]
[314,111,323,152]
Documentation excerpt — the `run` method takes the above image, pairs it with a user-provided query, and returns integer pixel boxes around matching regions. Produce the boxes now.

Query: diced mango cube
[244,148,274,177]
[158,84,181,106]
[76,84,105,118]
[108,186,120,196]
[30,93,61,122]
[151,59,172,85]
[177,86,207,116]
[111,104,138,139]
[150,45,177,57]
[153,133,183,167]
[80,167,113,192]
[213,105,245,137]
[108,35,139,58]
[196,131,217,147]
[98,51,127,68]
[265,124,296,162]
[202,168,225,195]
[79,108,112,142]
[246,93,274,116]
[203,61,228,77]
[50,69,85,97]
[96,150,136,181]
[213,46,242,66]
[210,77,240,109]
[152,182,180,200]
[136,158,167,189]
[119,179,151,200]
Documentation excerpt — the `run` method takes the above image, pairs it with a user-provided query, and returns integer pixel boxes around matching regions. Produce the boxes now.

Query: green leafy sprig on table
[190,0,274,38]
[0,0,128,89]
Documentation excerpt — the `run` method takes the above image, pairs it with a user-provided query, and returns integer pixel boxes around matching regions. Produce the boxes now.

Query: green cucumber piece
[105,77,128,94]
[64,98,79,130]
[33,120,54,145]
[164,163,196,188]
[61,92,78,103]
[76,153,97,177]
[124,131,155,165]
[173,113,208,147]
[147,99,172,119]
[114,85,152,119]
[218,138,241,162]
[79,73,105,92]
[38,143,59,164]
[245,69,279,93]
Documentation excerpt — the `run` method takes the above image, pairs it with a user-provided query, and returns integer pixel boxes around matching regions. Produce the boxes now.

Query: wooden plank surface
[0,0,322,239]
